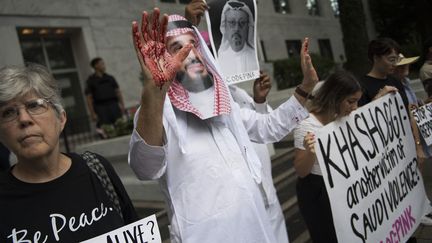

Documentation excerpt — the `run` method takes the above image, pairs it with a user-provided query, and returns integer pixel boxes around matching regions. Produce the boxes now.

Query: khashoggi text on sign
[315,93,429,243]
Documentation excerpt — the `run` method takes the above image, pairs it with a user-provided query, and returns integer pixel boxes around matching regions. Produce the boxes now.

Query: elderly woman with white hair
[0,64,138,242]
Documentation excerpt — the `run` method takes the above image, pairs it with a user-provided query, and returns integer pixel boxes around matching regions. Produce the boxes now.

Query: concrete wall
[258,0,345,62]
[0,0,368,109]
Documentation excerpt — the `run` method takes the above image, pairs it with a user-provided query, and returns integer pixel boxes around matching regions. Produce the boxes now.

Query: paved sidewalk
[413,158,432,242]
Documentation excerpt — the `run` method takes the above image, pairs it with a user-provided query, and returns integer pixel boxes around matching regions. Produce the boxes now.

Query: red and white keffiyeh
[166,15,231,120]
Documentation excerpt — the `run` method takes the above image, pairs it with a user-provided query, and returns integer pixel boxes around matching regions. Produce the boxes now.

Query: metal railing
[60,115,99,153]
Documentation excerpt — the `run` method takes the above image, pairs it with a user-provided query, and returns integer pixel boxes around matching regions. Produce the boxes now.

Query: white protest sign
[412,102,432,146]
[315,93,429,243]
[205,0,260,84]
[81,214,161,243]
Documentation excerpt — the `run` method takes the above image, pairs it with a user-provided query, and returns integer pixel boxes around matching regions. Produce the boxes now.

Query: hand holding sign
[132,8,192,89]
[303,132,316,154]
[373,85,398,100]
[185,0,209,26]
[314,94,429,242]
[253,71,272,103]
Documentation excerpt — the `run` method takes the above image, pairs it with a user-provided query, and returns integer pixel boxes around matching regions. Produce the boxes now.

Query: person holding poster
[358,38,409,109]
[129,9,318,243]
[393,54,432,226]
[184,4,288,240]
[0,64,138,242]
[293,71,396,242]
[185,3,289,240]
[362,38,432,228]
[206,0,259,82]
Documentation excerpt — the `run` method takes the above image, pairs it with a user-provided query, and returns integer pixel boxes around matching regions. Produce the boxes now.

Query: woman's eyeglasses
[0,98,53,123]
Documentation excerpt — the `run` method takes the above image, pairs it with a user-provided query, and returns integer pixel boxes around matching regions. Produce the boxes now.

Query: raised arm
[239,38,317,143]
[131,8,192,146]
[129,9,192,180]
[294,38,318,106]
[252,72,273,114]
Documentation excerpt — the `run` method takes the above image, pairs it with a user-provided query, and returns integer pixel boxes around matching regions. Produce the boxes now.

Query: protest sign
[205,0,260,84]
[412,102,432,146]
[315,93,429,243]
[81,214,161,243]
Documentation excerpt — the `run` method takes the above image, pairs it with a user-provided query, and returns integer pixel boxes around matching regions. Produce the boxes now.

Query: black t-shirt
[358,75,409,110]
[85,73,119,104]
[0,153,138,243]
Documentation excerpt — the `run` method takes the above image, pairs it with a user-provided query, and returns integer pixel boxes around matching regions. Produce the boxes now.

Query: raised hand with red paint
[132,8,192,89]
[131,8,193,147]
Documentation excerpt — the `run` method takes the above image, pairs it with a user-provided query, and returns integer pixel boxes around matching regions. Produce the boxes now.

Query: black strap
[167,20,193,31]
[295,86,314,100]
[81,151,123,220]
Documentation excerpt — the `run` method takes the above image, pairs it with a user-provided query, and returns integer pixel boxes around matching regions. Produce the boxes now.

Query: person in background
[186,3,289,241]
[0,64,138,242]
[358,38,409,109]
[357,41,425,238]
[85,57,126,137]
[420,38,432,96]
[129,9,317,242]
[393,54,432,226]
[293,70,396,243]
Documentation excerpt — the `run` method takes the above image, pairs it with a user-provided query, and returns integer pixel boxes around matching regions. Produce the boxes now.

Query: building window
[17,27,90,134]
[273,0,290,14]
[160,0,175,3]
[285,40,302,58]
[306,0,320,16]
[318,39,334,60]
[330,0,339,17]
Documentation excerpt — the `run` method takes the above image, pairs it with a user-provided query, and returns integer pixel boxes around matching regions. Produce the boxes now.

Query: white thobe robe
[230,85,289,243]
[128,95,307,243]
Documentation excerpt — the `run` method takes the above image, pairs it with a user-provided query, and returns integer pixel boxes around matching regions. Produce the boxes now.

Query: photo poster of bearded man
[205,0,260,85]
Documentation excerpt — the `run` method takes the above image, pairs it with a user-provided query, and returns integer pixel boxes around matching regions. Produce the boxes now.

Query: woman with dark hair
[358,37,409,109]
[293,71,395,243]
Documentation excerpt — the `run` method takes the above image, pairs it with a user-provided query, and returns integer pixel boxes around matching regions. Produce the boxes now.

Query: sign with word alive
[315,93,429,243]
[81,214,161,243]
[412,102,432,146]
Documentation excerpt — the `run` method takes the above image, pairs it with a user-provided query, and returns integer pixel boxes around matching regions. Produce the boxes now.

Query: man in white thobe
[217,0,259,77]
[230,78,289,243]
[129,10,317,243]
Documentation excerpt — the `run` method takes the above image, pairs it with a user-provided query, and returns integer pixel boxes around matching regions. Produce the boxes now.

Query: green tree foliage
[273,53,335,90]
[369,0,432,45]
[101,118,134,138]
[368,0,432,72]
[337,0,370,77]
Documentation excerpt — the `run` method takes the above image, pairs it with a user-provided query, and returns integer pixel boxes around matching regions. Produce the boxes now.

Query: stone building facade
[0,0,375,130]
